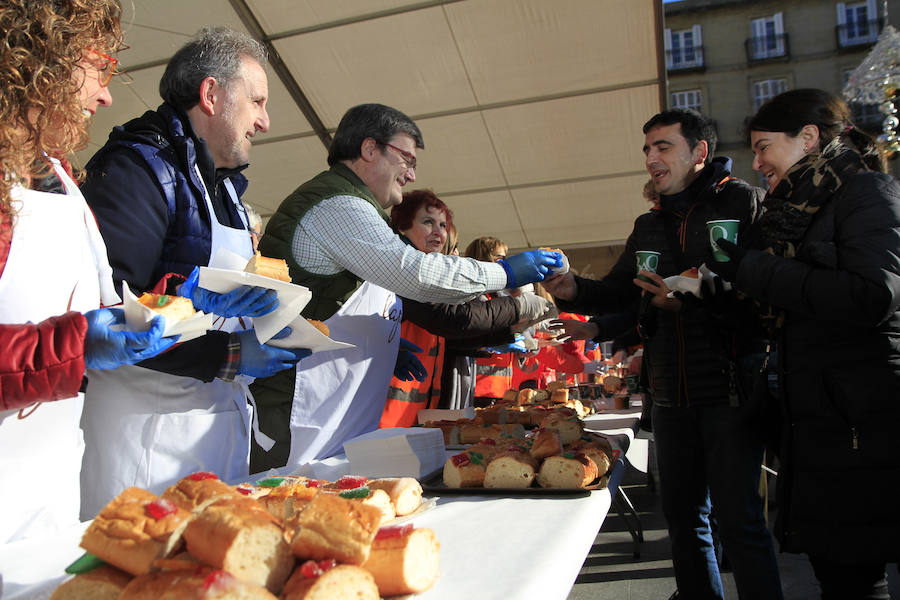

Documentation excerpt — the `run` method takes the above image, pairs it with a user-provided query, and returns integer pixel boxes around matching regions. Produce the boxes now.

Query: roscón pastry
[50,565,132,600]
[360,524,440,597]
[290,492,382,565]
[484,446,539,488]
[182,496,295,594]
[281,563,379,600]
[306,319,329,337]
[244,252,290,282]
[118,567,277,600]
[137,292,195,323]
[80,487,192,577]
[536,452,600,488]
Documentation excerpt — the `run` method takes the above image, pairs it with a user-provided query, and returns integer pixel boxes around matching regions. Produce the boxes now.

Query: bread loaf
[306,319,329,336]
[365,477,422,516]
[360,526,440,597]
[80,487,191,576]
[484,447,539,488]
[536,453,599,488]
[50,565,132,600]
[550,388,569,404]
[118,567,277,600]
[539,413,584,444]
[182,497,294,593]
[161,472,241,513]
[244,252,290,282]
[442,451,486,488]
[529,427,563,461]
[281,564,379,600]
[290,492,382,565]
[137,293,194,323]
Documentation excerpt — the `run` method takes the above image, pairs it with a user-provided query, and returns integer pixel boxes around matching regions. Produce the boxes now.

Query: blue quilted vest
[92,104,249,282]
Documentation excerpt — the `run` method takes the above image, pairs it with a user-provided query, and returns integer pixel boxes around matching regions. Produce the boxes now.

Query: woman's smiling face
[750,130,810,190]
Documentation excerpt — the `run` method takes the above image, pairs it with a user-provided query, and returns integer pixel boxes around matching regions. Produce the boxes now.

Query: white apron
[0,160,118,543]
[287,281,402,466]
[80,171,256,519]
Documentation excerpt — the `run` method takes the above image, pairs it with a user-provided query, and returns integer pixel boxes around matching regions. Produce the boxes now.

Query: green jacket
[249,163,392,472]
[258,163,391,320]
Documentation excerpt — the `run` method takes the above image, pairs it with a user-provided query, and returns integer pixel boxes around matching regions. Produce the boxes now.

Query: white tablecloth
[0,416,639,600]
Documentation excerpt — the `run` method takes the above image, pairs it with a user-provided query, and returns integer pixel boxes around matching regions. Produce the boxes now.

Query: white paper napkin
[265,313,355,353]
[344,428,446,479]
[197,267,312,344]
[121,282,213,343]
[664,263,732,299]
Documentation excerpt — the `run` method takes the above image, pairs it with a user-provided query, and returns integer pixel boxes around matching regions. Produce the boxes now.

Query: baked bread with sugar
[529,427,563,461]
[484,447,539,488]
[547,380,568,393]
[282,564,379,600]
[160,472,241,513]
[550,388,569,404]
[365,477,422,516]
[80,487,191,576]
[182,497,294,593]
[50,565,132,600]
[290,492,382,565]
[537,453,600,488]
[118,567,277,600]
[361,526,440,597]
[137,293,195,323]
[459,422,525,444]
[540,413,584,444]
[442,450,487,488]
[306,319,329,337]
[244,252,290,282]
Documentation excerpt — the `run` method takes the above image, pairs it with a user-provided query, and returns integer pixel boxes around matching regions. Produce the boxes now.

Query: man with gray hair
[79,26,309,517]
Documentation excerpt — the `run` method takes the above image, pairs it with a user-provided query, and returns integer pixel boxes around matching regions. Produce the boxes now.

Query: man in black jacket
[544,109,782,600]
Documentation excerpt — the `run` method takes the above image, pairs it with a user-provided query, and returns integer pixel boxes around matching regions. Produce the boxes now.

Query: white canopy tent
[76,0,664,254]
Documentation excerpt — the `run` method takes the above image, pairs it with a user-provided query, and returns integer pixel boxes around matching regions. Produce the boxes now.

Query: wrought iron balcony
[745,33,790,63]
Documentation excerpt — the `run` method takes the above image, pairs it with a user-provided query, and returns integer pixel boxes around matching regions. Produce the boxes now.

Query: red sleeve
[0,312,88,411]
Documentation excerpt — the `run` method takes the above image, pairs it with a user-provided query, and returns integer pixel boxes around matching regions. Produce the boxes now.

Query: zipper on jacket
[675,205,697,407]
[851,427,859,450]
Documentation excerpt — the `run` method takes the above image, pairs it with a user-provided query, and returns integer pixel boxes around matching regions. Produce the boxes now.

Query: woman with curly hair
[0,0,175,543]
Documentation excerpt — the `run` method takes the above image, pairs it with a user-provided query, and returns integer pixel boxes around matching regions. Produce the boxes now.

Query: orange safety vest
[380,321,444,428]
[474,352,514,399]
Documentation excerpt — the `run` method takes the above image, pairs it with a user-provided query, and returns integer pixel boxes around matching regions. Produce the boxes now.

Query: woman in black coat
[714,89,900,599]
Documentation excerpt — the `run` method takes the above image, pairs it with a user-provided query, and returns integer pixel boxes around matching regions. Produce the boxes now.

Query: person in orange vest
[380,193,553,426]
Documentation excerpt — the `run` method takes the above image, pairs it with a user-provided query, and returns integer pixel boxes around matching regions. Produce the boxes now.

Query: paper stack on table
[344,427,446,479]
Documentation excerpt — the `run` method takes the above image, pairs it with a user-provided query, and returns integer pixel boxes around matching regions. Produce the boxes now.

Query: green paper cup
[635,250,660,283]
[706,219,740,261]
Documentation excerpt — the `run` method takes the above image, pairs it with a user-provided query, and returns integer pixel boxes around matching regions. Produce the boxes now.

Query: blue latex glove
[236,327,311,378]
[179,266,279,318]
[485,335,529,354]
[498,251,563,289]
[84,308,179,370]
[394,338,427,382]
[584,339,600,352]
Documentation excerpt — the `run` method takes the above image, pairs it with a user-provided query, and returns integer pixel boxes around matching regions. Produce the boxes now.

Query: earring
[803,144,808,153]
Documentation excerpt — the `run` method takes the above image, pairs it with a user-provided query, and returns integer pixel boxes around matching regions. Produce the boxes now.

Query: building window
[670,90,703,112]
[665,25,704,70]
[843,69,883,130]
[752,78,787,112]
[837,1,880,47]
[747,13,787,61]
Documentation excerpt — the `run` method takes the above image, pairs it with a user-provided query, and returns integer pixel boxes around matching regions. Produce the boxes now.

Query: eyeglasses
[85,48,118,86]
[380,142,417,171]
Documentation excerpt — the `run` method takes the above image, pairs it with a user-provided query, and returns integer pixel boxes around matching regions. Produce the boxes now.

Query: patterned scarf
[756,138,869,329]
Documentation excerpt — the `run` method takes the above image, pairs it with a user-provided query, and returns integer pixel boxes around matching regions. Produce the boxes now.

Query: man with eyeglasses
[250,102,562,471]
[77,27,310,519]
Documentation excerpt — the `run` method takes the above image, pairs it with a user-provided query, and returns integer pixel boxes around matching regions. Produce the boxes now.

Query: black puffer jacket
[557,158,764,406]
[737,171,900,563]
